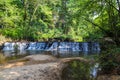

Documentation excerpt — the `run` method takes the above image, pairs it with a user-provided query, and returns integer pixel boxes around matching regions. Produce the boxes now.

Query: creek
[1,41,100,80]
[2,42,100,57]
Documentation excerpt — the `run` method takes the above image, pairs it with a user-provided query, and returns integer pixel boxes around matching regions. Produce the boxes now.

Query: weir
[2,42,100,52]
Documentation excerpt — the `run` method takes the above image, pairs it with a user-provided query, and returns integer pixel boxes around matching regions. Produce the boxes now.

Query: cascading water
[2,41,100,57]
[58,42,71,52]
[72,42,80,51]
[2,42,28,56]
[3,42,28,51]
[27,42,36,50]
[3,42,15,51]
[16,42,28,54]
[58,42,81,52]
[91,42,100,51]
[36,42,46,50]
[2,42,101,52]
[16,42,28,50]
[47,42,59,51]
[82,42,89,52]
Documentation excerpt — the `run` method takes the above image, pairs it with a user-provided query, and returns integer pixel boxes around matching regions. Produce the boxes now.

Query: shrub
[99,47,120,75]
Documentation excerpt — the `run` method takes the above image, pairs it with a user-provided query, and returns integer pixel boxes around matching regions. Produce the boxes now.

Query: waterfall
[27,42,36,50]
[3,42,15,51]
[58,42,80,52]
[36,42,46,50]
[16,42,28,51]
[2,42,100,53]
[3,42,28,56]
[72,42,80,51]
[16,42,28,54]
[82,42,89,52]
[27,42,46,50]
[3,42,28,51]
[47,42,59,51]
[58,42,71,52]
[91,42,100,51]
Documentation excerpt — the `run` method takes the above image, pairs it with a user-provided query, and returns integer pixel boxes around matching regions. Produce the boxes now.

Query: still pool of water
[1,49,100,58]
[0,50,99,80]
[62,61,99,80]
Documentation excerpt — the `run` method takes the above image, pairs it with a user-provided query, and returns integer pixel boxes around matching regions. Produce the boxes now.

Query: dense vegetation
[0,0,120,76]
[0,0,119,43]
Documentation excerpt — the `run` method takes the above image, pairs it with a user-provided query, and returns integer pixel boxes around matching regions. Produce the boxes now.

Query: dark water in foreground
[1,50,99,80]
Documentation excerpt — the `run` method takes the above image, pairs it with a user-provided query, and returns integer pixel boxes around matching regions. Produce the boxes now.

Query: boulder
[0,54,90,80]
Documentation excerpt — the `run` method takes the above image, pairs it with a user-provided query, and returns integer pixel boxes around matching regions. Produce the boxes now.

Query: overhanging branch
[105,0,119,13]
[84,18,113,36]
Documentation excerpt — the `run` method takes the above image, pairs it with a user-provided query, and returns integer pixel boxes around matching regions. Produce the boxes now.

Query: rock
[97,75,120,80]
[24,54,57,63]
[0,63,62,80]
[0,54,90,80]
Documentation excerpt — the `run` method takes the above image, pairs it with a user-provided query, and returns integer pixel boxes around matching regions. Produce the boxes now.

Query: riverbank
[0,54,90,80]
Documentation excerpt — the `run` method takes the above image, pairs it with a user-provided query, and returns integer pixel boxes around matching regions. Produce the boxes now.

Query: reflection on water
[51,51,99,58]
[1,47,99,80]
[62,61,98,80]
[1,50,99,58]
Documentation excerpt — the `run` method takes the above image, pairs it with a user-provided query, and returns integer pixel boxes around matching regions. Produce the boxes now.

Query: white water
[3,42,15,51]
[47,42,58,51]
[2,42,100,55]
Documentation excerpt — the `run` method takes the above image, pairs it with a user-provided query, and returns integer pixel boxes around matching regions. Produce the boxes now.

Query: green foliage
[99,47,120,74]
[0,0,91,41]
[79,0,120,44]
[0,0,120,43]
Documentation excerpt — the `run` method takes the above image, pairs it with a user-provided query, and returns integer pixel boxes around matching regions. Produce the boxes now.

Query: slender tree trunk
[23,0,28,40]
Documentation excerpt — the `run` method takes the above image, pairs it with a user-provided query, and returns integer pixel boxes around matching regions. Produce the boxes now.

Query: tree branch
[105,0,119,12]
[84,18,113,37]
